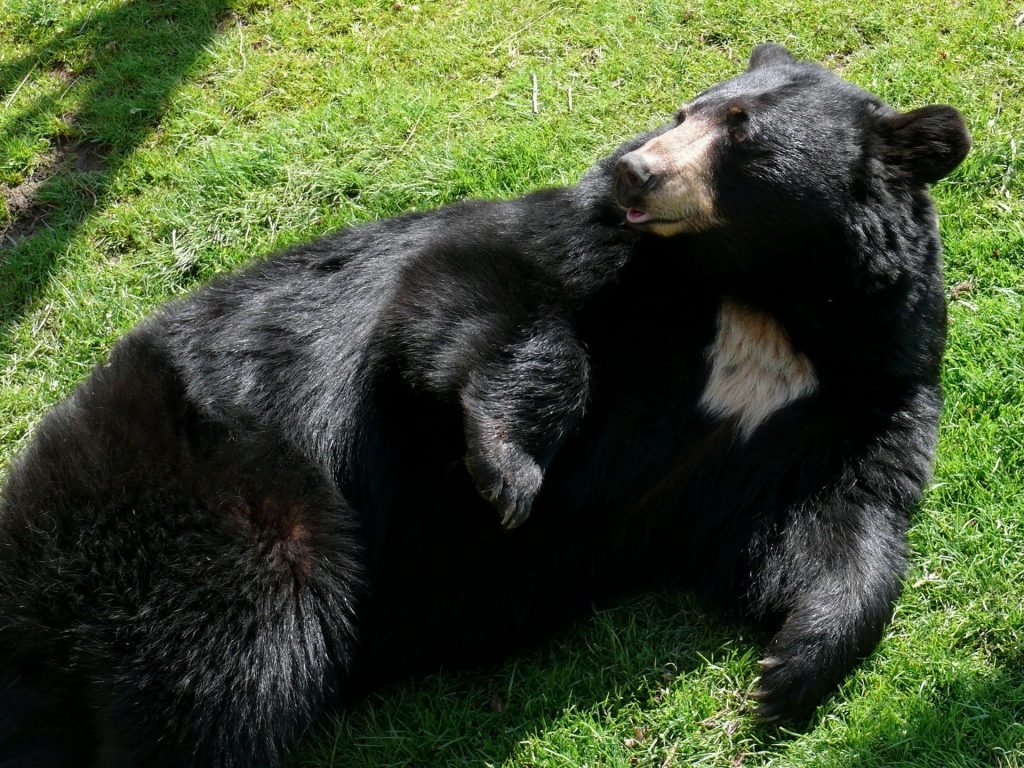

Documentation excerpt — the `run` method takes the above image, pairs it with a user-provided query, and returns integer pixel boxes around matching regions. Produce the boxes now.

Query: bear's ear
[876,105,971,185]
[747,43,796,71]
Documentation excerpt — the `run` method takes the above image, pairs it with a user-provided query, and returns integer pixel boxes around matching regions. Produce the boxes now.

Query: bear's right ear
[876,105,972,185]
[747,43,796,71]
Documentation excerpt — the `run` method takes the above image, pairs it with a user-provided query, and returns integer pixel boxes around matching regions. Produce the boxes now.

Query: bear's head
[614,43,971,238]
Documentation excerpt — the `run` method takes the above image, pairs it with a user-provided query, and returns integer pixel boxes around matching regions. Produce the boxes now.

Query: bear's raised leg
[460,317,590,529]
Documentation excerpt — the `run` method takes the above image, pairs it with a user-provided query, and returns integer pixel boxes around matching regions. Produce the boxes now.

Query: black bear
[0,44,969,767]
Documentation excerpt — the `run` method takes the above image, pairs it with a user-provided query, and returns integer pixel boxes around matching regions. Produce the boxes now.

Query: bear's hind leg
[0,647,98,767]
[0,332,364,766]
[91,435,364,767]
[1,419,362,766]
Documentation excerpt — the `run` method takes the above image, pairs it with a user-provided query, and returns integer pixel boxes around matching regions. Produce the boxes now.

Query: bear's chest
[698,298,818,439]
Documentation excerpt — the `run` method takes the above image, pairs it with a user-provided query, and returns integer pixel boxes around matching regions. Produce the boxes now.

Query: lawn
[1,0,1022,766]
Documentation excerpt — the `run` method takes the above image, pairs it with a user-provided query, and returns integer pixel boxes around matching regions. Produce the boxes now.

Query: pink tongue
[626,208,651,224]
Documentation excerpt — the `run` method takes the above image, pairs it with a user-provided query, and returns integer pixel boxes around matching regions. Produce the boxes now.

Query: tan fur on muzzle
[626,118,721,236]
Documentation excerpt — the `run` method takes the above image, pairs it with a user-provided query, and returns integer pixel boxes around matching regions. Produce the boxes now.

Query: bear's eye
[726,104,749,143]
[674,106,688,125]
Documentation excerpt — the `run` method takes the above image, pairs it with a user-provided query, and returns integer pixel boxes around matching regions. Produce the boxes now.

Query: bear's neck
[662,213,946,393]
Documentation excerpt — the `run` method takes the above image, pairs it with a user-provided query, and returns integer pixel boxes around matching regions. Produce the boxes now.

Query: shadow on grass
[843,651,1024,768]
[0,0,229,332]
[295,615,1024,767]
[291,592,764,767]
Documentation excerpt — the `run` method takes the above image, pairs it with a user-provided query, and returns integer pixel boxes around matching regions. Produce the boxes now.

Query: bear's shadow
[295,607,1024,766]
[292,591,772,766]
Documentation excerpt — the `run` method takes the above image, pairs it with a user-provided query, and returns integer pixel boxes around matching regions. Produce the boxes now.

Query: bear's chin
[626,215,717,238]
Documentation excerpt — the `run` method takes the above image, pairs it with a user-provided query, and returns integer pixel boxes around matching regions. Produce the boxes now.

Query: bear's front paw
[465,441,543,530]
[753,655,823,729]
[750,648,834,724]
[751,598,888,725]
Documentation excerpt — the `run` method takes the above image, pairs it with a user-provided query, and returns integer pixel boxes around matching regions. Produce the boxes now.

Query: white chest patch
[698,299,818,439]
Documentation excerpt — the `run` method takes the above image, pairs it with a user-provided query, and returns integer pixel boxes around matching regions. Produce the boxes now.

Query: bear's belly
[698,298,818,438]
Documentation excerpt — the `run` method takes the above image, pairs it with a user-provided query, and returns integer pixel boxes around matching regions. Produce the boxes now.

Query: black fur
[0,46,968,764]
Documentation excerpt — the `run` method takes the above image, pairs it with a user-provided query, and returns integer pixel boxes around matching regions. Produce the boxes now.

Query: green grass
[2,0,1022,766]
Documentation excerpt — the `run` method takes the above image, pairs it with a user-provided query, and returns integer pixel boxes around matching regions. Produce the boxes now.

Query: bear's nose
[614,152,655,200]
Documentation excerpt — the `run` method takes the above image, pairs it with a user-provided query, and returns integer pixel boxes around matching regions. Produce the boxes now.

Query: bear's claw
[465,441,543,530]
[750,648,830,725]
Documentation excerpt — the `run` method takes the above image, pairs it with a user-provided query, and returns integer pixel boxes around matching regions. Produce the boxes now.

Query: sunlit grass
[1,1,1022,766]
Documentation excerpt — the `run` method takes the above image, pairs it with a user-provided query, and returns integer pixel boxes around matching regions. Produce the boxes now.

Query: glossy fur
[0,45,969,765]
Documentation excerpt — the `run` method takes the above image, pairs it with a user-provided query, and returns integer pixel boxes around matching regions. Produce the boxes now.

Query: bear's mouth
[623,207,682,228]
[620,204,718,237]
[625,208,653,224]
